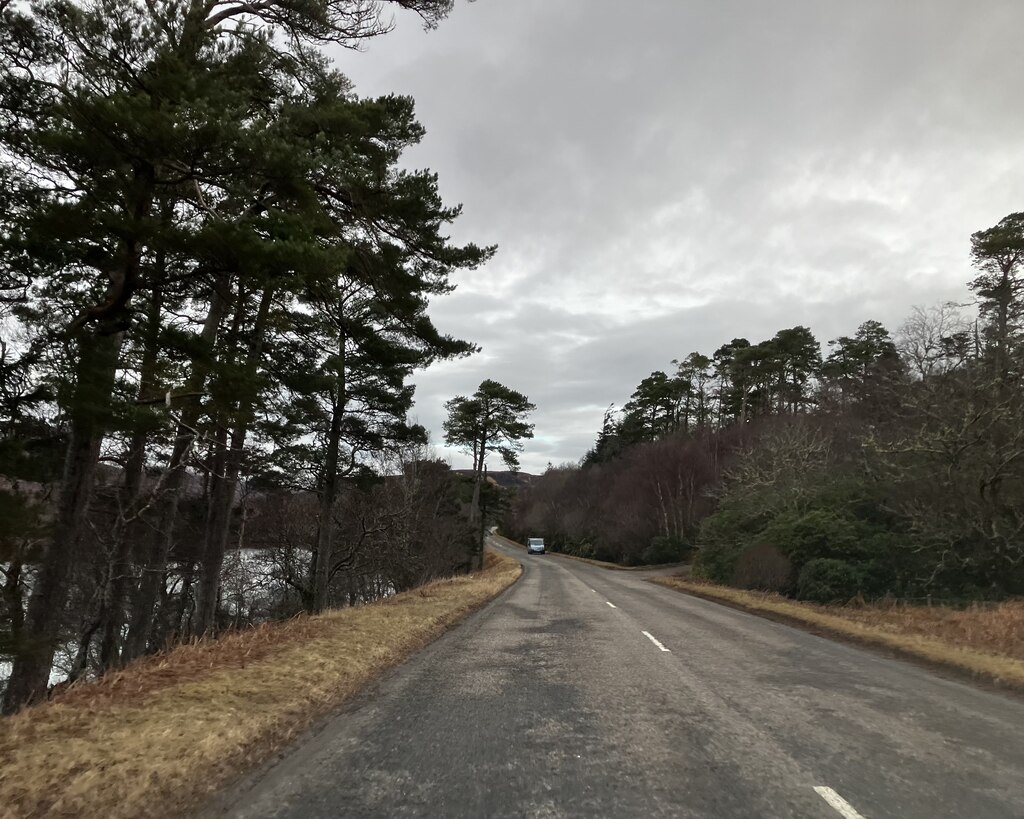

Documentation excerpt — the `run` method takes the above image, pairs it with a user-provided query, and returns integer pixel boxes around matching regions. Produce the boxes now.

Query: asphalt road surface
[214,537,1024,819]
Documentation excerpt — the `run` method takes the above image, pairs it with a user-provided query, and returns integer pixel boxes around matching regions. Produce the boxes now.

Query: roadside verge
[652,577,1024,692]
[0,551,522,819]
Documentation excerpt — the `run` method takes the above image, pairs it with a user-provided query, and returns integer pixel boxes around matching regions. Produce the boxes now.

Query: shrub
[797,558,864,603]
[641,536,690,565]
[573,540,596,559]
[732,542,793,593]
[695,505,768,583]
[693,540,744,584]
[759,508,862,566]
[557,540,598,561]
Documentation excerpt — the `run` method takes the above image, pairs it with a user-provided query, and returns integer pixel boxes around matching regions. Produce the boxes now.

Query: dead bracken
[653,577,1024,689]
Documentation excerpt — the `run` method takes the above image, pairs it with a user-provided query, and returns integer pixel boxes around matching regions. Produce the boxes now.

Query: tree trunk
[122,460,189,660]
[475,466,489,571]
[122,275,230,661]
[194,422,236,633]
[466,421,489,571]
[1,559,24,657]
[67,616,102,684]
[164,561,196,648]
[99,287,163,670]
[97,427,146,670]
[313,328,347,613]
[995,266,1012,378]
[194,284,274,634]
[312,415,341,612]
[2,329,123,713]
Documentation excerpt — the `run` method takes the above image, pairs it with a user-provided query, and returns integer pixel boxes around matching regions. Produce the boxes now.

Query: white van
[527,537,545,555]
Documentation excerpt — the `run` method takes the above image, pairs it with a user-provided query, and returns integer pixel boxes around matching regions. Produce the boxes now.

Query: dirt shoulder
[652,577,1024,693]
[0,551,522,819]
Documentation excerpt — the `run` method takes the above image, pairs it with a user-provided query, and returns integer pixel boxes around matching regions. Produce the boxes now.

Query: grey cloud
[332,0,1024,473]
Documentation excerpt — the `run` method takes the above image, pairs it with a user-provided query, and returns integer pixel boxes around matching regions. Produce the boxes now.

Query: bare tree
[896,303,973,379]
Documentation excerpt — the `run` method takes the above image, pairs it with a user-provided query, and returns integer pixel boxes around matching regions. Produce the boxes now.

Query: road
[214,537,1024,819]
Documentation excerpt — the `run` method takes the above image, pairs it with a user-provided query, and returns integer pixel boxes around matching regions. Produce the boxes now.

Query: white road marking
[814,786,866,819]
[642,631,670,652]
[606,601,617,608]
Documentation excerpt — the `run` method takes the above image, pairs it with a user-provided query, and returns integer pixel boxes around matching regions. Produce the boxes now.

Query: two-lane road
[216,538,1024,819]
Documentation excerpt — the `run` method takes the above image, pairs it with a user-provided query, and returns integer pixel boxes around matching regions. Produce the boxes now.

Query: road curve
[211,538,1024,819]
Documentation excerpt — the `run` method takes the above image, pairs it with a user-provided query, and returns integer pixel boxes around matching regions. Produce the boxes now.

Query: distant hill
[453,470,537,490]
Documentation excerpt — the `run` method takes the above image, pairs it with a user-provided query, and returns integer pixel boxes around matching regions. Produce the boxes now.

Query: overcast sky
[330,0,1024,474]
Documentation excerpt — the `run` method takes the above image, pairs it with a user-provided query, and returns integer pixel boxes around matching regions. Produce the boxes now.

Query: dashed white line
[641,631,670,652]
[606,601,617,608]
[814,786,866,819]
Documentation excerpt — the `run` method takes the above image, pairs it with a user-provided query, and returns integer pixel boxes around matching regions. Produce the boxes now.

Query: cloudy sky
[330,0,1024,474]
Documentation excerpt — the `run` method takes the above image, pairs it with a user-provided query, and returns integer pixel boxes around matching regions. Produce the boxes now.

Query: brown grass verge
[0,550,521,819]
[652,577,1024,691]
[493,534,681,572]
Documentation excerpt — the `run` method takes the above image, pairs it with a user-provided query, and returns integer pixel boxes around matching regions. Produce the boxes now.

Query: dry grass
[0,550,521,819]
[819,598,1024,660]
[653,577,1024,690]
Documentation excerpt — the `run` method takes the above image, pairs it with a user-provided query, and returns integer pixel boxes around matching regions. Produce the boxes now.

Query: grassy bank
[0,551,521,819]
[653,577,1024,690]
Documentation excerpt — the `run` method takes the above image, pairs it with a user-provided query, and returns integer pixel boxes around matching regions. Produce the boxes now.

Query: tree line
[0,0,499,713]
[507,213,1024,605]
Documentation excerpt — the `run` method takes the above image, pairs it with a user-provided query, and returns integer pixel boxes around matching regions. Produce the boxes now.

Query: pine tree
[444,380,535,570]
[0,0,468,711]
[970,212,1024,377]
